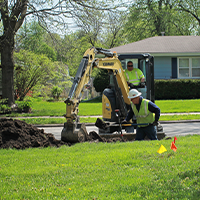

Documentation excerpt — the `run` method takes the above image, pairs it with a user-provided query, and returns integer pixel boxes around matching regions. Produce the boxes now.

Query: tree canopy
[124,0,199,42]
[0,0,199,104]
[0,0,124,105]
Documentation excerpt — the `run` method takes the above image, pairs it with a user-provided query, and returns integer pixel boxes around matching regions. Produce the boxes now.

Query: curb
[35,123,95,128]
[35,120,200,128]
[5,112,200,119]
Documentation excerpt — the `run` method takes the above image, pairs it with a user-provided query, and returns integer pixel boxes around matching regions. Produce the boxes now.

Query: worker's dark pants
[135,124,158,140]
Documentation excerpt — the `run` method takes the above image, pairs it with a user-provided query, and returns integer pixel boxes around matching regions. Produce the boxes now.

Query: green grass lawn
[17,114,200,125]
[7,100,102,117]
[32,99,200,115]
[156,99,200,113]
[2,98,200,124]
[1,135,199,199]
[5,98,200,117]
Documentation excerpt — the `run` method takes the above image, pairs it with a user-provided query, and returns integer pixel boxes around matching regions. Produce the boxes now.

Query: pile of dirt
[0,118,70,149]
[0,118,124,149]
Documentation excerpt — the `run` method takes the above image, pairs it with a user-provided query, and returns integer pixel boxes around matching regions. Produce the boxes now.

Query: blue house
[110,36,200,80]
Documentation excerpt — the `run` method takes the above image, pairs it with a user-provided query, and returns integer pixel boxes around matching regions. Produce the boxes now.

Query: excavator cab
[118,54,155,102]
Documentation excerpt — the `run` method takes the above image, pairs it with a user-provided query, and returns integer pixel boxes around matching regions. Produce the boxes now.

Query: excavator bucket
[61,122,88,143]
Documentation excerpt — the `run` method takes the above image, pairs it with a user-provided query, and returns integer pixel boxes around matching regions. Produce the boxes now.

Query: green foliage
[0,99,11,113]
[14,50,70,100]
[18,26,95,77]
[81,96,102,103]
[125,0,195,42]
[0,104,8,111]
[61,31,93,76]
[14,50,55,100]
[176,0,200,35]
[0,135,200,199]
[17,22,57,61]
[101,12,127,48]
[93,69,110,93]
[18,22,45,50]
[51,86,63,100]
[0,22,3,35]
[155,79,200,100]
[16,98,33,113]
[50,62,70,85]
[38,42,57,61]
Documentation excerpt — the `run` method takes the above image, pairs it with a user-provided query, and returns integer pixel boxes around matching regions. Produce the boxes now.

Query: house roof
[110,36,200,56]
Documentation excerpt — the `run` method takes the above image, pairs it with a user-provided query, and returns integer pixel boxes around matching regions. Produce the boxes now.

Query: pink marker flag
[174,136,177,143]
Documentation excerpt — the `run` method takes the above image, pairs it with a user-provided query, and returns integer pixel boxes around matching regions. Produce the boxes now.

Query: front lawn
[2,98,200,124]
[0,135,199,199]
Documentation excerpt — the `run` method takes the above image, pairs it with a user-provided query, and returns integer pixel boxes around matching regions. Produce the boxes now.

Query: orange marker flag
[174,136,177,143]
[157,144,167,154]
[171,141,177,152]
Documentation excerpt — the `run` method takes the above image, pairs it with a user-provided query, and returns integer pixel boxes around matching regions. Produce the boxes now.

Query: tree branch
[15,0,28,32]
[178,4,200,25]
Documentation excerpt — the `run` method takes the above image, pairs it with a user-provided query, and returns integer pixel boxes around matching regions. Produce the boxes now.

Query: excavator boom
[61,47,130,142]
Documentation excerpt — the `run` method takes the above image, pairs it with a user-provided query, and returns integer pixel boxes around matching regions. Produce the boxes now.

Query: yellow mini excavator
[61,47,164,143]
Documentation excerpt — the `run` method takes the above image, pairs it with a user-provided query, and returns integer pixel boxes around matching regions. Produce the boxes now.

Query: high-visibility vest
[131,99,154,127]
[125,69,144,86]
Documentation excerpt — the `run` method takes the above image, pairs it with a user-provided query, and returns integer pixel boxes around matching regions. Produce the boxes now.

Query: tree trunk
[0,0,28,106]
[1,35,15,106]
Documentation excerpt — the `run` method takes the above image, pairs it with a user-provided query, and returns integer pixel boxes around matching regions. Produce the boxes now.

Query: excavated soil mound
[0,118,124,150]
[0,118,69,149]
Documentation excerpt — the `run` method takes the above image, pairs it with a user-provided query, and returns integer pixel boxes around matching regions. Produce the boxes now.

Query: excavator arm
[61,47,130,142]
[64,48,95,122]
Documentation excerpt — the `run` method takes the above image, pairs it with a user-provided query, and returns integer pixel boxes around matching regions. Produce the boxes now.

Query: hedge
[155,79,200,100]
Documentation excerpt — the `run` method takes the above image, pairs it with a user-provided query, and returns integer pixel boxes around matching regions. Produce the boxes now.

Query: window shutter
[172,58,177,78]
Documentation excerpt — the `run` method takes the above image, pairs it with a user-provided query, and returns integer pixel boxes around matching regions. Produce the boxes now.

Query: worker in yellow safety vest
[123,89,160,140]
[124,61,145,88]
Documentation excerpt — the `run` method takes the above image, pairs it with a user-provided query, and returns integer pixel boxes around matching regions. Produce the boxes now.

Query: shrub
[93,69,110,94]
[155,79,200,100]
[0,99,11,113]
[16,99,33,113]
[51,86,63,100]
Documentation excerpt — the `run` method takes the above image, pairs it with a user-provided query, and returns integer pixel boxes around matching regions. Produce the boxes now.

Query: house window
[178,57,200,78]
[192,58,200,77]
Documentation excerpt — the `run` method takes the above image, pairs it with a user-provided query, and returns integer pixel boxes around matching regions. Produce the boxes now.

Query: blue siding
[154,57,172,79]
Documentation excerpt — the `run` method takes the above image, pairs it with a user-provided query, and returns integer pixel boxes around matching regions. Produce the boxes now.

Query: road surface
[38,122,200,140]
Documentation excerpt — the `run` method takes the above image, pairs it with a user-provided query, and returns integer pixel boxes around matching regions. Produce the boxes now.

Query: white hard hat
[128,89,142,99]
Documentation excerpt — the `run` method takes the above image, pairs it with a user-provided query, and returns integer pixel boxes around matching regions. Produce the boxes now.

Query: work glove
[140,82,146,88]
[153,121,159,126]
[129,83,136,89]
[121,120,128,124]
